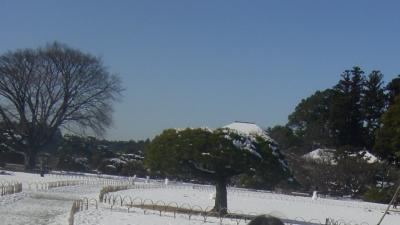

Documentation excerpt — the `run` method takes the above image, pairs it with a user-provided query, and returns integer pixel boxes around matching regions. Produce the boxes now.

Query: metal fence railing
[101,192,328,225]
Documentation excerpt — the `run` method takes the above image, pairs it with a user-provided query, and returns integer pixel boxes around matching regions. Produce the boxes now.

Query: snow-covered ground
[1,171,399,225]
[0,185,101,225]
[95,185,398,225]
[75,207,250,225]
[0,171,113,225]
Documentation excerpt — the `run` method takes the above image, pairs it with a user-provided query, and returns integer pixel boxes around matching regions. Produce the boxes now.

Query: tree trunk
[24,151,36,170]
[213,177,228,215]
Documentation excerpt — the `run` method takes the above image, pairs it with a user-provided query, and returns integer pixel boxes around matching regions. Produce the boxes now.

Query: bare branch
[0,42,123,168]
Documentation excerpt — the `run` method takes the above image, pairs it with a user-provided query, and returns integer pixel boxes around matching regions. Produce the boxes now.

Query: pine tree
[387,75,400,106]
[287,89,334,151]
[329,67,365,149]
[144,127,290,213]
[374,96,400,166]
[361,71,386,149]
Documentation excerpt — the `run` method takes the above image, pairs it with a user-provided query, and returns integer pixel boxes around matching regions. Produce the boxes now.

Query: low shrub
[362,186,396,204]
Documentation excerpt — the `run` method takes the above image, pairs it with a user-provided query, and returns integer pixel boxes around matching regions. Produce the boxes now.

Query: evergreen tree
[286,67,393,153]
[330,67,365,149]
[361,71,386,148]
[374,96,400,166]
[387,75,400,106]
[287,89,334,152]
[267,125,302,154]
[144,128,290,213]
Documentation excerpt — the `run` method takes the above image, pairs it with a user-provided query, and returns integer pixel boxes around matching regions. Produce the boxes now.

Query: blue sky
[1,1,399,140]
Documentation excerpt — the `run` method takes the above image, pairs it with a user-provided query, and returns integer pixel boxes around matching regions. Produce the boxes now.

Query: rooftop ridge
[233,121,256,124]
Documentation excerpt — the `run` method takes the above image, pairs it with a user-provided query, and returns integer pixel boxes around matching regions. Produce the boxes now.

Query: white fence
[0,181,22,196]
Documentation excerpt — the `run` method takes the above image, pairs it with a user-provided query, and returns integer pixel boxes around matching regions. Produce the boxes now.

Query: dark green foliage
[97,163,118,174]
[55,135,147,175]
[386,75,400,106]
[277,67,400,198]
[96,139,150,155]
[57,135,95,158]
[235,172,297,191]
[362,187,396,204]
[362,71,386,148]
[145,128,290,211]
[57,155,89,172]
[330,67,365,148]
[145,128,289,181]
[286,67,391,156]
[0,151,24,165]
[288,89,334,152]
[374,97,400,166]
[267,125,302,154]
[121,161,147,177]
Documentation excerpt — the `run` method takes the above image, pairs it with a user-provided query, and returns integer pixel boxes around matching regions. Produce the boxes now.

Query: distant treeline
[267,67,400,202]
[1,135,149,177]
[269,67,400,161]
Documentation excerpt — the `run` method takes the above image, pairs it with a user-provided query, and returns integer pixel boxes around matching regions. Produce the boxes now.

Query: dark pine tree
[330,67,365,149]
[386,75,400,106]
[144,128,290,214]
[287,89,335,152]
[374,96,400,166]
[361,71,386,149]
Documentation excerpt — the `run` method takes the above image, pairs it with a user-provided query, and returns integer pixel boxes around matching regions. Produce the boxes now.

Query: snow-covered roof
[303,148,379,164]
[223,121,275,143]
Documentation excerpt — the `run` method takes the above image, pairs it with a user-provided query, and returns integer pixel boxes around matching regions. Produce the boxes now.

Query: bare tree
[0,42,122,169]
